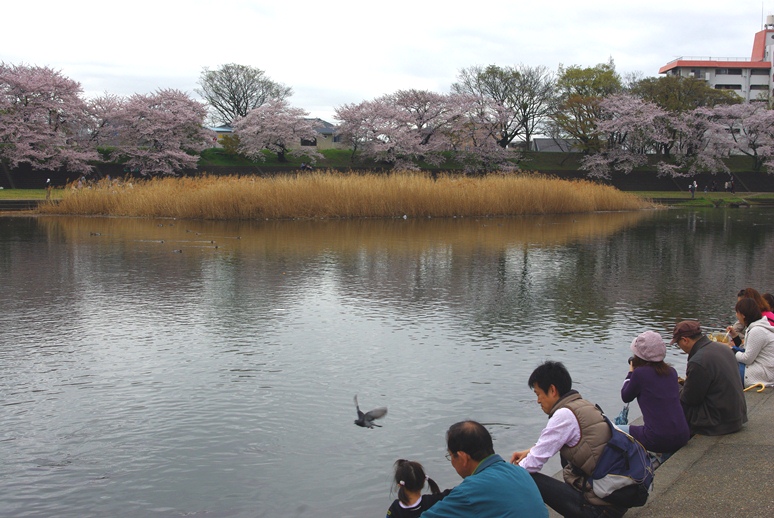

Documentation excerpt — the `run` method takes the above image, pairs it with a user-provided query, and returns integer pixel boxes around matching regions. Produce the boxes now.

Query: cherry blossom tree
[108,89,211,175]
[582,92,739,179]
[654,108,730,178]
[86,92,125,147]
[381,89,468,168]
[335,91,518,172]
[581,94,668,178]
[445,94,519,173]
[334,99,387,161]
[713,103,774,171]
[233,99,322,163]
[0,63,98,185]
[335,92,454,169]
[334,97,415,167]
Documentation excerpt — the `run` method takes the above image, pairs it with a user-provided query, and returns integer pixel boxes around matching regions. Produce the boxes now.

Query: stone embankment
[627,389,774,517]
[0,199,42,211]
[548,390,773,517]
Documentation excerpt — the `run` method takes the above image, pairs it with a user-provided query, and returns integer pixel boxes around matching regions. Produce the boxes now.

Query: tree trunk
[1,160,15,189]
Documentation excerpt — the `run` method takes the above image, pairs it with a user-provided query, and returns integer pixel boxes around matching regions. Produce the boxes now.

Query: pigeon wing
[365,407,388,421]
[354,395,365,420]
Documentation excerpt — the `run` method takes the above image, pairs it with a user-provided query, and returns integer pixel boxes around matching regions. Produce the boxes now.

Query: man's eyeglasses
[445,452,454,461]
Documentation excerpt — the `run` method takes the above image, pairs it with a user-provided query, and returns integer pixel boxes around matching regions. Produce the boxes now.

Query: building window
[750,84,769,90]
[714,84,742,90]
[751,69,770,75]
[300,138,317,147]
[716,68,742,75]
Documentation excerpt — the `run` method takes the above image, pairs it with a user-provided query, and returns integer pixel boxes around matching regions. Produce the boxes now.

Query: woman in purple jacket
[620,331,691,454]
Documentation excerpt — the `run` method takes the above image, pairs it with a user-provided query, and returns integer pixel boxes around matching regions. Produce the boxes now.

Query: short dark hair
[527,360,572,396]
[736,297,763,327]
[446,421,494,462]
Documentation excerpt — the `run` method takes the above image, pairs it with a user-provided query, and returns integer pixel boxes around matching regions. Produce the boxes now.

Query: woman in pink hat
[619,331,691,455]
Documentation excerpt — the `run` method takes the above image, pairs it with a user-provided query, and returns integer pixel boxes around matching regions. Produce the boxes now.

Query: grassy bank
[637,191,774,207]
[0,189,64,200]
[36,171,651,220]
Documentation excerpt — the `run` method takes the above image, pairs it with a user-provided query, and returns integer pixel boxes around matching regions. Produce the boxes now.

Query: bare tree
[452,64,555,150]
[196,64,292,126]
[452,65,521,148]
[512,64,556,150]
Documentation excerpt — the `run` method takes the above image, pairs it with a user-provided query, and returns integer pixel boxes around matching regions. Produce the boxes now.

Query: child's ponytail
[426,476,441,495]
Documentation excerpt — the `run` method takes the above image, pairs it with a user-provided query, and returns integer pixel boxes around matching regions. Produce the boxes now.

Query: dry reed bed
[37,211,654,255]
[38,171,651,219]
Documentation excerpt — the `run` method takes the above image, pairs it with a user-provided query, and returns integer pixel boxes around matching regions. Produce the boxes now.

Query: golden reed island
[38,171,652,220]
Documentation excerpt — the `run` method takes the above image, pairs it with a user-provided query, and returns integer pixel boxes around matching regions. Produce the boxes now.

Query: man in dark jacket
[672,320,747,435]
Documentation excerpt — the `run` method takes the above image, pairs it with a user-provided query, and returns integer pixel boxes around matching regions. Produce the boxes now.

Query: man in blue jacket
[422,420,547,518]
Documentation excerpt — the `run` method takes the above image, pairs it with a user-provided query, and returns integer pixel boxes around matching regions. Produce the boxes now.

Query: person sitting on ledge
[672,320,747,436]
[726,298,774,388]
[619,331,690,456]
[511,361,629,517]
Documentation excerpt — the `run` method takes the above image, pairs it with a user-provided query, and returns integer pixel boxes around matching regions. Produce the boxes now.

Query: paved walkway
[626,389,774,517]
[546,390,773,517]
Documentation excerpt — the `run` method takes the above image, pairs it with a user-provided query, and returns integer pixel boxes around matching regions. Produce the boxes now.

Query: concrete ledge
[546,391,772,517]
[627,390,774,517]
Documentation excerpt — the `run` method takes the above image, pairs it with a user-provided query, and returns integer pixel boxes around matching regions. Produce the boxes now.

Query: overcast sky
[2,1,771,122]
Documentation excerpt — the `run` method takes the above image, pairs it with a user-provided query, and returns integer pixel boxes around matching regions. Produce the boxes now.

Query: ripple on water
[0,211,770,516]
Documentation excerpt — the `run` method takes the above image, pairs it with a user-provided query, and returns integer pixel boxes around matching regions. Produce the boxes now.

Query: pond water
[1,209,772,517]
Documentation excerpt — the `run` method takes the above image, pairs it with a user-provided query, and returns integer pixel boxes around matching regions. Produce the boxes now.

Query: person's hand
[510,449,530,464]
[677,376,685,385]
[726,326,738,338]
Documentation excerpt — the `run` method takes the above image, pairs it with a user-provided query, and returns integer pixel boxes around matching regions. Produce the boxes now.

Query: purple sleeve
[621,371,639,403]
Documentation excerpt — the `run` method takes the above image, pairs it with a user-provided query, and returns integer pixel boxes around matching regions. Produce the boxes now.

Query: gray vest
[550,391,612,505]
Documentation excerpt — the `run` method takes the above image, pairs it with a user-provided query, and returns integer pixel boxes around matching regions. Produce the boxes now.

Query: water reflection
[1,209,772,517]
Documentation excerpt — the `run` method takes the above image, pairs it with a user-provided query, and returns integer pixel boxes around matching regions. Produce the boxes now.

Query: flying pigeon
[354,395,387,428]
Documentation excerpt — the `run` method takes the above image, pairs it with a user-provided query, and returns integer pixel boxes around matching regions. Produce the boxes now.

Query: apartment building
[659,18,774,101]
